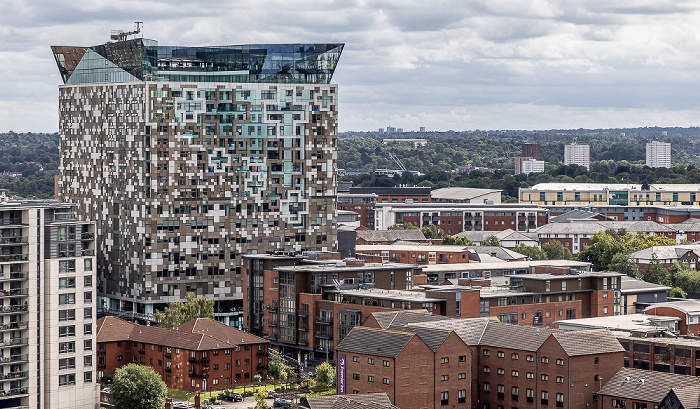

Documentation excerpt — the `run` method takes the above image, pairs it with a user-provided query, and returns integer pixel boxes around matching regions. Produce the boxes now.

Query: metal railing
[0,256,27,263]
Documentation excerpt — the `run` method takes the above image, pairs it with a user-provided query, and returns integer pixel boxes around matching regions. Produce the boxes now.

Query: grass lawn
[167,383,297,402]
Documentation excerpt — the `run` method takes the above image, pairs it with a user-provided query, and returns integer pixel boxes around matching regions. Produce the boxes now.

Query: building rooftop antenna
[110,22,143,42]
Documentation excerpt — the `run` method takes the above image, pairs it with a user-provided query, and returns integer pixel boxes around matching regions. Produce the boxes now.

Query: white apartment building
[564,142,590,170]
[0,194,97,408]
[646,141,671,168]
[521,158,545,175]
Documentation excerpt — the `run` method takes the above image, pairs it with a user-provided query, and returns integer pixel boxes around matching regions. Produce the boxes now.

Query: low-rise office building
[96,316,268,392]
[374,203,548,233]
[520,183,700,207]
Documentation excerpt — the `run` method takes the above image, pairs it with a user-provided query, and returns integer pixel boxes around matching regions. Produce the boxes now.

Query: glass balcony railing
[0,255,27,263]
[0,238,27,246]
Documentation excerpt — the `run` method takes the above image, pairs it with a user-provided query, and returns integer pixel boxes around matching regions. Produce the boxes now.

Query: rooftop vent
[637,379,645,385]
[622,377,630,383]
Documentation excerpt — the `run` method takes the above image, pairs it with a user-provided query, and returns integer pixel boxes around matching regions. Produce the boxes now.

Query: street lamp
[186,392,191,408]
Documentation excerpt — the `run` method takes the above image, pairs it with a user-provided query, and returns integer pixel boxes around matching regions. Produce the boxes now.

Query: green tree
[608,253,639,278]
[673,266,700,295]
[482,235,500,246]
[421,225,443,239]
[315,362,336,388]
[153,292,214,328]
[442,235,474,245]
[387,223,419,230]
[668,287,688,298]
[254,387,269,409]
[642,258,672,287]
[541,241,572,260]
[267,349,292,380]
[513,244,548,260]
[110,364,166,409]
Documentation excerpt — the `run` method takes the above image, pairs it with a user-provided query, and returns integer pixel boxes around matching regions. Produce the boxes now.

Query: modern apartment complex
[563,142,590,170]
[0,196,97,409]
[52,38,343,323]
[519,182,700,207]
[646,141,671,168]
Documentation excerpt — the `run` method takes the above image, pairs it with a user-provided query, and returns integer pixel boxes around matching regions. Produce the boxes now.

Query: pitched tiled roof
[465,246,527,261]
[303,393,395,409]
[551,329,625,356]
[669,385,700,409]
[414,318,556,351]
[479,321,555,351]
[356,230,426,242]
[369,310,450,330]
[336,327,417,358]
[96,316,267,350]
[410,317,494,346]
[598,367,700,403]
[388,324,454,352]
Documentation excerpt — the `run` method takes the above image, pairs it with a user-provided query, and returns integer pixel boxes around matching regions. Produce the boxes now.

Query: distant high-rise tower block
[419,126,425,132]
[564,142,590,170]
[646,141,671,168]
[52,38,343,323]
[521,143,541,160]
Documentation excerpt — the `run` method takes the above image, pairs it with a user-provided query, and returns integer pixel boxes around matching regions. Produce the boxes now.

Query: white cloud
[2,0,700,132]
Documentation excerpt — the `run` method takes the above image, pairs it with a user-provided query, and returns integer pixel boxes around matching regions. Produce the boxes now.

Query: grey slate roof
[431,187,501,201]
[550,210,607,223]
[479,321,555,351]
[465,246,527,261]
[356,229,426,243]
[302,393,395,409]
[669,385,700,409]
[369,310,450,330]
[598,367,700,403]
[388,324,455,352]
[551,329,625,356]
[336,327,417,358]
[620,275,672,294]
[630,244,700,261]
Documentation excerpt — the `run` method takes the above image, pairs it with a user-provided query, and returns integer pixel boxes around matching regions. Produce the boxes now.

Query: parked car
[266,389,277,398]
[273,398,292,408]
[224,393,243,402]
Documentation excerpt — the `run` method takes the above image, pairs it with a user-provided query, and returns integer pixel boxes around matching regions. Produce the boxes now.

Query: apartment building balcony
[298,324,308,331]
[315,331,332,340]
[188,357,200,364]
[0,388,28,399]
[0,372,27,381]
[0,355,28,365]
[0,322,27,332]
[0,256,27,263]
[81,233,94,240]
[81,249,95,256]
[0,219,26,227]
[262,305,278,313]
[262,319,278,327]
[0,238,27,247]
[315,317,333,325]
[0,290,28,299]
[315,346,333,353]
[298,310,309,317]
[0,306,27,315]
[298,338,309,346]
[0,272,27,281]
[0,339,27,348]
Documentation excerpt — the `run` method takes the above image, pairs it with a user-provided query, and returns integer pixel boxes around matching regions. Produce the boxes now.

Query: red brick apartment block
[598,367,700,409]
[338,317,625,409]
[97,316,268,392]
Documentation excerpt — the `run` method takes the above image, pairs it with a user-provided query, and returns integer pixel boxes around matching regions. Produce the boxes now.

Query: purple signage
[338,353,346,395]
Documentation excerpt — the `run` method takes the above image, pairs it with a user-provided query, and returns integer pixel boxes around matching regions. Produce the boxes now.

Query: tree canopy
[110,364,167,409]
[421,225,443,239]
[315,362,336,388]
[577,229,676,271]
[541,241,572,260]
[387,223,418,230]
[153,292,214,328]
[442,235,474,245]
[482,235,501,247]
[513,244,548,260]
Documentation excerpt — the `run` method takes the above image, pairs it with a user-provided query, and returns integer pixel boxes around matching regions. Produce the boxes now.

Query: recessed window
[541,356,549,364]
[483,366,490,373]
[556,359,564,366]
[511,353,519,360]
[497,368,505,375]
[353,356,359,363]
[368,358,374,365]
[497,351,505,358]
[441,375,449,381]
[383,360,390,367]
[541,374,549,381]
[526,355,534,362]
[368,375,374,382]
[383,378,390,385]
[441,357,449,364]
[483,349,490,356]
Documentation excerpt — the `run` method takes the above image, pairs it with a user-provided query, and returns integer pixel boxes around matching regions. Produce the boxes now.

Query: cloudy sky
[2,0,700,133]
